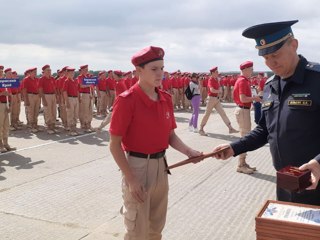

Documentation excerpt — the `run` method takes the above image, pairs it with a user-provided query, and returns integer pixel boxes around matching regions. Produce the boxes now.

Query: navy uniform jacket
[231,55,320,205]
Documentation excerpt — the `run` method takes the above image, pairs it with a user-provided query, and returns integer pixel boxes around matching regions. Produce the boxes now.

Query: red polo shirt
[0,88,10,102]
[115,80,127,97]
[106,77,115,90]
[56,76,67,90]
[259,77,267,91]
[110,84,176,154]
[39,76,56,94]
[97,77,107,91]
[170,77,179,88]
[77,74,91,93]
[124,77,132,89]
[207,77,219,97]
[23,76,39,94]
[63,78,79,97]
[233,76,252,108]
[202,77,208,87]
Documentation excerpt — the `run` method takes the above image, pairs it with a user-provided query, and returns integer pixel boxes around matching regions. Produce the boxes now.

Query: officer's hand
[127,177,146,203]
[212,144,234,160]
[299,159,320,190]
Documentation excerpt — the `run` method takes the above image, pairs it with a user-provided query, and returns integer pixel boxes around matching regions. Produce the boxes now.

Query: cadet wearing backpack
[188,73,201,132]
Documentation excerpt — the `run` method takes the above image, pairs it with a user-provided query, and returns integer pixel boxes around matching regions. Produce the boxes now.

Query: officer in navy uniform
[213,20,320,206]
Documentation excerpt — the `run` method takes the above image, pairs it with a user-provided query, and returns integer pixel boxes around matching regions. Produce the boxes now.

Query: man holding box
[213,20,320,205]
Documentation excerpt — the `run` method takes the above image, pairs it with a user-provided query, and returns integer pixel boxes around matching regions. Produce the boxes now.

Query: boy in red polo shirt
[109,46,202,240]
[63,67,80,136]
[39,64,58,134]
[0,65,16,152]
[22,67,41,133]
[199,67,238,136]
[233,61,262,174]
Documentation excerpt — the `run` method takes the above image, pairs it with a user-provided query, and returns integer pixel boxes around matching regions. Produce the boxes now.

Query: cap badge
[260,39,266,46]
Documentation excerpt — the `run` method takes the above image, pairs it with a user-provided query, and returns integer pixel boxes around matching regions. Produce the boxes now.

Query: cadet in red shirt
[106,70,115,110]
[96,71,108,116]
[0,66,16,153]
[233,61,262,174]
[199,67,238,136]
[77,65,93,132]
[22,67,41,133]
[63,67,80,136]
[39,64,58,134]
[109,46,201,240]
[56,66,68,129]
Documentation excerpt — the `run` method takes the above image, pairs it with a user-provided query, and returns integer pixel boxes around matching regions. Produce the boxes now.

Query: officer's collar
[134,83,165,107]
[279,55,307,84]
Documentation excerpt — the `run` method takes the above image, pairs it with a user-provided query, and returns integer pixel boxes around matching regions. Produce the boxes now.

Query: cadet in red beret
[56,66,68,130]
[0,66,16,152]
[199,67,238,136]
[96,71,108,116]
[77,64,93,132]
[63,67,80,136]
[39,65,58,134]
[109,46,202,239]
[231,61,261,174]
[22,67,41,133]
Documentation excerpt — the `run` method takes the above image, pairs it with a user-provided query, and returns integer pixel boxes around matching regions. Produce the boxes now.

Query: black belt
[128,150,166,159]
[28,92,39,94]
[0,101,7,103]
[193,94,200,96]
[238,105,250,109]
[68,95,78,98]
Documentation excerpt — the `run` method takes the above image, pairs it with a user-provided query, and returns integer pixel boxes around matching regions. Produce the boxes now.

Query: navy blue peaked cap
[242,20,298,56]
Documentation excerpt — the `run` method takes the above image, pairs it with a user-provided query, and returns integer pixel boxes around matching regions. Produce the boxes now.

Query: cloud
[0,0,320,73]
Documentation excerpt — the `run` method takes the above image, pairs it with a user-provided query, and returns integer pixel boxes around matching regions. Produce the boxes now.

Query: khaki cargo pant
[0,103,9,139]
[79,93,93,129]
[43,94,57,129]
[27,93,41,128]
[10,94,20,127]
[98,91,108,114]
[122,155,169,240]
[200,96,231,129]
[66,97,79,131]
[234,107,251,165]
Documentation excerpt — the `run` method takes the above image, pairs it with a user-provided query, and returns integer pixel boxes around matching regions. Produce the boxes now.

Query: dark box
[277,166,311,192]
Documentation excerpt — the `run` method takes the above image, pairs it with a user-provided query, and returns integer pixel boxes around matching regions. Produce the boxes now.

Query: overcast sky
[1,0,320,74]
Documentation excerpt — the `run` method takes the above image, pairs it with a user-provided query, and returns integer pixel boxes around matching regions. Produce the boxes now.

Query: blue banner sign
[0,78,20,88]
[83,77,98,85]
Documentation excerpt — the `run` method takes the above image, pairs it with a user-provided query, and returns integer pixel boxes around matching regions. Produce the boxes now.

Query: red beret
[80,65,88,70]
[210,66,218,73]
[240,61,253,70]
[113,70,122,76]
[60,66,68,72]
[66,67,75,72]
[107,70,113,73]
[12,71,17,75]
[259,72,264,76]
[98,71,106,76]
[0,65,4,70]
[4,68,12,73]
[42,64,50,71]
[28,67,37,72]
[131,46,165,66]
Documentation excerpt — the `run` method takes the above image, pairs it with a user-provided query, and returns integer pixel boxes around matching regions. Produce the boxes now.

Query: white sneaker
[188,126,193,132]
[193,128,199,133]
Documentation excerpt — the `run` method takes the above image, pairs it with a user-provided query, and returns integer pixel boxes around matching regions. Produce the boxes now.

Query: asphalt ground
[0,102,276,240]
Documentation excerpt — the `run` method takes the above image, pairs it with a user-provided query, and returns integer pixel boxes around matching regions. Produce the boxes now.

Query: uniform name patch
[288,100,312,106]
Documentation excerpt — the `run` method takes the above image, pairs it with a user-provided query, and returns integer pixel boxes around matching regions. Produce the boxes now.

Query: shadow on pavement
[250,171,276,184]
[0,152,46,181]
[206,132,241,142]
